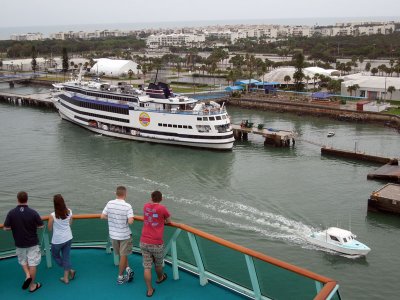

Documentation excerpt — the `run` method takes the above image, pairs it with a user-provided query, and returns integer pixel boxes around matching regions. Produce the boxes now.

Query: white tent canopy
[262,67,340,84]
[90,58,139,77]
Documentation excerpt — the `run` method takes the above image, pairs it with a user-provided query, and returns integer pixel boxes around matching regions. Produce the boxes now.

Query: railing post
[315,281,323,294]
[164,228,182,257]
[106,237,112,254]
[106,236,119,265]
[41,228,52,268]
[171,238,179,280]
[244,254,261,300]
[113,251,120,266]
[164,228,182,281]
[187,232,207,286]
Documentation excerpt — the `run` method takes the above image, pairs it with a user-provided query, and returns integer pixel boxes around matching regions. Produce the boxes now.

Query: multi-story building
[10,33,44,41]
[146,33,205,48]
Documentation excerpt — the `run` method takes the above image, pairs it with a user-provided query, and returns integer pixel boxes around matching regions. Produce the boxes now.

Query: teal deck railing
[0,214,341,300]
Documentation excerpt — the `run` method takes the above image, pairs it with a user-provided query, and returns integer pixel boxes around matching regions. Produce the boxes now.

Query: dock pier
[232,124,295,147]
[369,183,400,214]
[0,91,54,108]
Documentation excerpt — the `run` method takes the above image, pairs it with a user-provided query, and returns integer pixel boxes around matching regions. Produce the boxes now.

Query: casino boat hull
[57,109,233,150]
[51,75,234,150]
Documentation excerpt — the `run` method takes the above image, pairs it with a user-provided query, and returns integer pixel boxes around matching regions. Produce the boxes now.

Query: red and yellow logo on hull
[139,112,150,127]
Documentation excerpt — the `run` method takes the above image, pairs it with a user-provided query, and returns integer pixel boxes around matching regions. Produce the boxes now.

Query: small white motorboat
[327,131,335,137]
[306,227,371,256]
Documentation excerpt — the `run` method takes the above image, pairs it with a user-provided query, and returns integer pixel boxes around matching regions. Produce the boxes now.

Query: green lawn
[170,85,212,93]
[386,107,400,115]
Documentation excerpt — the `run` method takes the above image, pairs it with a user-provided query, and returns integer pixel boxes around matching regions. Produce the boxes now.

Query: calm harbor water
[1,84,400,299]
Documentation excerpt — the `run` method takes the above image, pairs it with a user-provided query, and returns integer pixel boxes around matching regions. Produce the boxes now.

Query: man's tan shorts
[112,237,133,256]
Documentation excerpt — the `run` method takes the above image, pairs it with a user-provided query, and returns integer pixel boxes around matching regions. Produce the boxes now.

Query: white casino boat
[51,73,234,150]
[306,227,371,256]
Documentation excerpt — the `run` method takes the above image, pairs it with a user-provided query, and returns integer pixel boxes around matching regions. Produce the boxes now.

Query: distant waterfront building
[49,29,132,40]
[341,73,400,100]
[90,58,140,77]
[10,33,44,41]
[146,33,205,49]
[7,20,397,44]
[314,21,395,37]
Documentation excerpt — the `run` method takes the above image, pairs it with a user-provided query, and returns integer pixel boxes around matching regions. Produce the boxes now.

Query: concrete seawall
[227,97,400,129]
[321,147,394,164]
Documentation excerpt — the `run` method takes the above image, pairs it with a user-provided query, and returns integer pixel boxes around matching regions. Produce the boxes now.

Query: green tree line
[0,36,146,59]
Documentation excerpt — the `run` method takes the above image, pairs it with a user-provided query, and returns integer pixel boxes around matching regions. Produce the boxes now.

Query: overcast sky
[1,0,399,28]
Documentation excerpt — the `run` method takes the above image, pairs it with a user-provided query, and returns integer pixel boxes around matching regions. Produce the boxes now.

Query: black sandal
[29,283,42,293]
[156,273,167,284]
[146,288,155,297]
[69,270,76,280]
[22,277,32,290]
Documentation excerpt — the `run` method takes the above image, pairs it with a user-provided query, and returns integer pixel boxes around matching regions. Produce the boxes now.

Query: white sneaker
[126,267,134,282]
[117,275,129,284]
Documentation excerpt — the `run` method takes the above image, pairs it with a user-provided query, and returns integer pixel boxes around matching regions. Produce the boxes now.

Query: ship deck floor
[0,248,246,300]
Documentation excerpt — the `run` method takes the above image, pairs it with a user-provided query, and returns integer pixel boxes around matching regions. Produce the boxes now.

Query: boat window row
[61,95,129,115]
[196,125,211,133]
[157,123,193,129]
[61,102,129,123]
[214,124,230,133]
[65,86,138,103]
[196,115,226,121]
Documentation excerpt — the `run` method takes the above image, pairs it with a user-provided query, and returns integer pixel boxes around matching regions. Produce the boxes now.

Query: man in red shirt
[140,191,171,297]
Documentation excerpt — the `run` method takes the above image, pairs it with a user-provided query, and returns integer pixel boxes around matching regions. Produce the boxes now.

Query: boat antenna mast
[77,65,84,83]
[154,67,159,84]
[349,213,352,232]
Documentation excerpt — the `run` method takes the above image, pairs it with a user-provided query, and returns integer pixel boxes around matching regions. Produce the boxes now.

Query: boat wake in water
[171,195,357,257]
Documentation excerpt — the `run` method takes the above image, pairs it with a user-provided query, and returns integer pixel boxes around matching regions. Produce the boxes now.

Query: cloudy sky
[1,0,399,27]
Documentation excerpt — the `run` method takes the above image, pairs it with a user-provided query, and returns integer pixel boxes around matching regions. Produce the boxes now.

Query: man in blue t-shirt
[3,191,44,293]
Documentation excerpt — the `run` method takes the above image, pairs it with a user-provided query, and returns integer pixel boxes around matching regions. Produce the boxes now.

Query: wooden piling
[232,124,295,147]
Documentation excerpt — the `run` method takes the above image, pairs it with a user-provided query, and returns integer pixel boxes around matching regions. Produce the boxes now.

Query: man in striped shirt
[101,186,134,284]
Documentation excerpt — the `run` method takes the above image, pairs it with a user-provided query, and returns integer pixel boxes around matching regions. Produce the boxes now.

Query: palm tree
[347,85,355,96]
[352,84,360,96]
[387,86,396,99]
[347,84,360,96]
[127,69,134,84]
[245,54,256,92]
[389,59,395,69]
[312,73,319,89]
[284,75,291,87]
[378,64,387,76]
[394,64,400,77]
[141,64,148,82]
[365,62,371,72]
[304,75,311,91]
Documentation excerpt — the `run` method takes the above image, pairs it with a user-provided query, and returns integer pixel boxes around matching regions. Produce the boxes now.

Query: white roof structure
[90,58,139,77]
[263,67,340,84]
[341,73,400,90]
[326,227,353,238]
